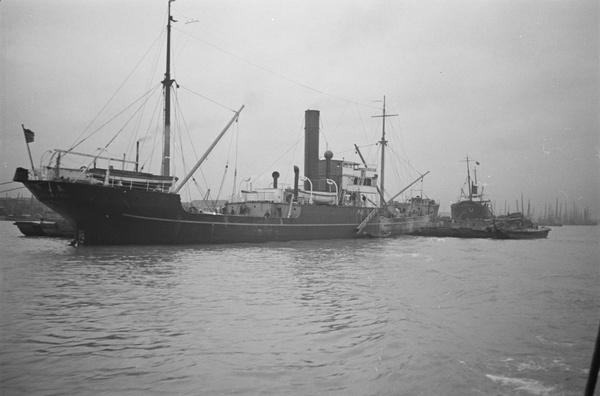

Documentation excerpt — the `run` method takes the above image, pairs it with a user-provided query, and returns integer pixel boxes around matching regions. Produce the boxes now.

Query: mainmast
[466,155,472,201]
[161,0,176,177]
[462,155,481,201]
[372,96,397,207]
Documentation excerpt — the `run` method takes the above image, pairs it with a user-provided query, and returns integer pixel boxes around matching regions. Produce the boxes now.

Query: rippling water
[1,221,598,395]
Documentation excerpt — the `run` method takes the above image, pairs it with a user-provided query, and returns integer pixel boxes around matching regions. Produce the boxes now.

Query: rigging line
[320,117,329,150]
[356,102,369,147]
[170,92,182,178]
[69,28,167,151]
[214,121,237,202]
[70,84,163,153]
[329,101,350,143]
[129,86,163,165]
[90,86,163,169]
[174,27,379,110]
[387,145,418,173]
[172,14,198,66]
[171,89,190,173]
[171,99,195,203]
[173,91,200,166]
[214,164,229,205]
[139,93,165,173]
[253,134,304,183]
[128,32,167,160]
[282,117,306,186]
[0,186,26,194]
[0,181,15,186]
[191,177,206,200]
[231,121,240,199]
[179,85,236,113]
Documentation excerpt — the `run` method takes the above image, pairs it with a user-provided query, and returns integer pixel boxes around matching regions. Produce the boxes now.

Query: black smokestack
[272,171,280,189]
[293,166,299,199]
[304,110,319,190]
[324,150,333,183]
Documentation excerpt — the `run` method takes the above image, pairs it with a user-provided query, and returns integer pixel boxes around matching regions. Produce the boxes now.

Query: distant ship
[13,2,433,245]
[450,156,492,221]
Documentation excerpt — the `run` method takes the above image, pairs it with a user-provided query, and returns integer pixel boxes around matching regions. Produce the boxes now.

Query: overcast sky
[1,0,598,217]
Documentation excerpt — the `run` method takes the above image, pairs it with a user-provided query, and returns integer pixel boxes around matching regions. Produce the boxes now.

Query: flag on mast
[21,125,36,176]
[23,126,35,143]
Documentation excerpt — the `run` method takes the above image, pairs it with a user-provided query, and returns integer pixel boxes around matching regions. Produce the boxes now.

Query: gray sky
[1,0,598,217]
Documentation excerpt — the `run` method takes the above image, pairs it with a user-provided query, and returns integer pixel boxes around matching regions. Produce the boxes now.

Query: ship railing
[240,188,286,203]
[38,149,175,192]
[42,148,137,181]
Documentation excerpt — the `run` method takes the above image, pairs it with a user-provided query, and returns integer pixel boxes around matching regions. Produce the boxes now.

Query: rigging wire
[68,28,167,152]
[136,88,164,173]
[71,84,162,156]
[171,87,193,202]
[179,85,237,113]
[211,117,236,206]
[252,134,304,187]
[174,27,379,110]
[92,85,164,165]
[0,186,26,194]
[230,121,240,201]
[328,101,350,144]
[213,164,228,209]
[127,28,168,163]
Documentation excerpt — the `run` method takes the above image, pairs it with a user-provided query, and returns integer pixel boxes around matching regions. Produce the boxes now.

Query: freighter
[450,156,493,221]
[13,1,434,245]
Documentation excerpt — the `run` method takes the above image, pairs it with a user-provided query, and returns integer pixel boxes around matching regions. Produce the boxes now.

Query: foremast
[162,0,176,177]
[465,155,473,201]
[461,155,481,202]
[372,96,398,207]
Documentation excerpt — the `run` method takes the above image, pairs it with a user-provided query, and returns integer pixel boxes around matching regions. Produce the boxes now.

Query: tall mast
[465,155,472,201]
[380,97,387,208]
[162,0,175,176]
[372,96,397,207]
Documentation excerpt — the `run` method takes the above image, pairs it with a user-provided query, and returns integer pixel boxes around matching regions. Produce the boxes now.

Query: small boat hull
[13,221,44,237]
[493,227,551,239]
[14,220,75,238]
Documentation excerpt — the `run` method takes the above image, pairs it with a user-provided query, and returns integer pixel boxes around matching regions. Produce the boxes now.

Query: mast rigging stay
[173,106,245,193]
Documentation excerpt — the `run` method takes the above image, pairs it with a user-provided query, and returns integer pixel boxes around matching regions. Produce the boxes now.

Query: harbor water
[0,221,598,395]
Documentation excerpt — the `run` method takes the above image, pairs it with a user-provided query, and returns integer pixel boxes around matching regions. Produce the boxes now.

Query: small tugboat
[492,213,551,239]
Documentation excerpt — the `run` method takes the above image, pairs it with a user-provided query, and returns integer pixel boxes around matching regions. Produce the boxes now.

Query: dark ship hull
[20,179,430,245]
[412,225,494,239]
[450,200,492,221]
